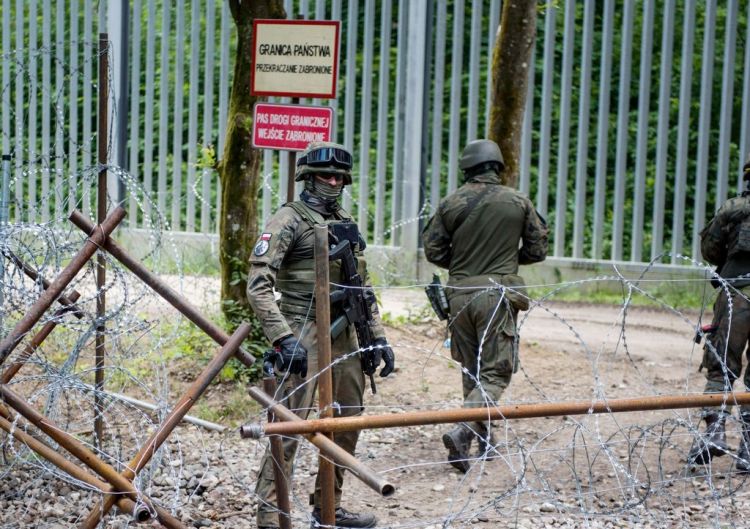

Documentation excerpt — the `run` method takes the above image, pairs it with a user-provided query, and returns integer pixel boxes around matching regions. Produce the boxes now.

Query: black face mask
[301,189,340,215]
[312,179,343,200]
[301,177,344,214]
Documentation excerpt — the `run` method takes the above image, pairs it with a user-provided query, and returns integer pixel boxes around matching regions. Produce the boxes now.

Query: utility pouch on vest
[425,273,450,320]
[737,218,750,253]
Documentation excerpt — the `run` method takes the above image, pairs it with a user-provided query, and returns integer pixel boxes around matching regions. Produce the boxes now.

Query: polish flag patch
[253,233,272,256]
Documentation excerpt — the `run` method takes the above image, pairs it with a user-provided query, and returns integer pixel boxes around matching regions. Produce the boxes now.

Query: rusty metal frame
[263,374,293,529]
[0,207,394,526]
[80,324,252,528]
[0,249,84,384]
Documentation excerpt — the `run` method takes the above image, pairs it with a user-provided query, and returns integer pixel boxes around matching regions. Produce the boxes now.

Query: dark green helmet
[295,141,353,185]
[458,139,505,173]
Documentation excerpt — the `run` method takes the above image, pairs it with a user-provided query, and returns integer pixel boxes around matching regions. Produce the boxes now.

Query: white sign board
[251,19,340,99]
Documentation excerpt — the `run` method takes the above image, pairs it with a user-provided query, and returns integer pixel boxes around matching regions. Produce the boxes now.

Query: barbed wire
[4,43,750,529]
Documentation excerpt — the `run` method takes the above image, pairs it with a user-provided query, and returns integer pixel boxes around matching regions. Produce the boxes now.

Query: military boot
[687,411,730,465]
[310,507,376,528]
[476,430,498,455]
[442,423,473,473]
[736,412,750,472]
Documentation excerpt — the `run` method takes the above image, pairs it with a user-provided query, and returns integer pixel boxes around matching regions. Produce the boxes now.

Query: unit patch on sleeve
[253,233,272,256]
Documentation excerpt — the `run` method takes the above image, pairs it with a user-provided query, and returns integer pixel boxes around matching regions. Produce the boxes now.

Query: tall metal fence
[1,0,749,268]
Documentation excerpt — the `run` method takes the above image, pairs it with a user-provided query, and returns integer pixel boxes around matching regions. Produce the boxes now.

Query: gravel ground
[3,284,750,528]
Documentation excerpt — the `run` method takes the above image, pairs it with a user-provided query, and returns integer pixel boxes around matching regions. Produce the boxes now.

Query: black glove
[271,335,308,378]
[371,337,395,377]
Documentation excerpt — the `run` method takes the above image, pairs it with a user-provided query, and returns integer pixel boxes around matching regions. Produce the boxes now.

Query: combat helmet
[295,141,353,185]
[459,139,505,174]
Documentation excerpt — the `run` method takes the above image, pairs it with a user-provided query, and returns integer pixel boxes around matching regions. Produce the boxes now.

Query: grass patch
[529,280,713,312]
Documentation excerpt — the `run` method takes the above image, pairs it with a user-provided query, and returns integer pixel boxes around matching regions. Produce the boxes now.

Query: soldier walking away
[691,156,750,472]
[247,142,395,528]
[421,139,548,473]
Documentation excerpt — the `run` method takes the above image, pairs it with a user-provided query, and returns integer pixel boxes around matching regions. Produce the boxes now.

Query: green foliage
[528,279,710,312]
[192,384,260,427]
[380,302,435,327]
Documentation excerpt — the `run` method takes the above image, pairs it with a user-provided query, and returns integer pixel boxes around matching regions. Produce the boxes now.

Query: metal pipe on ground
[78,383,226,432]
[0,384,158,513]
[0,393,187,528]
[0,207,126,366]
[314,225,335,527]
[80,323,251,529]
[0,407,152,523]
[68,210,257,368]
[258,392,750,436]
[243,386,396,498]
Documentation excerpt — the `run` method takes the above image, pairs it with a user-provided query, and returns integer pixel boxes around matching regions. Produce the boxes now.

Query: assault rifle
[328,222,380,394]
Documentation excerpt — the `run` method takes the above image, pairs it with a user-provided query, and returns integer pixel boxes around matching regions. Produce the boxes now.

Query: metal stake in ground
[314,224,336,527]
[95,32,110,449]
[264,371,293,529]
[0,154,10,335]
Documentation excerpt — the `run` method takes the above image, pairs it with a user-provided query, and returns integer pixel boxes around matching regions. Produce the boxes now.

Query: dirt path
[6,279,750,529]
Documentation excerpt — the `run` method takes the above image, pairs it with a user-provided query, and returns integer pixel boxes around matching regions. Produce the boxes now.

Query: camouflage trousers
[448,288,518,438]
[702,286,750,415]
[255,315,365,528]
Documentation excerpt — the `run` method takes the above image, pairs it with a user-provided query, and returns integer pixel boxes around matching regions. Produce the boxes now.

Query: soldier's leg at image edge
[735,299,750,471]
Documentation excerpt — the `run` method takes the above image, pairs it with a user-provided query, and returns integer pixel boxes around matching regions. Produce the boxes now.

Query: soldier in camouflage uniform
[421,139,548,473]
[247,142,395,529]
[690,156,750,471]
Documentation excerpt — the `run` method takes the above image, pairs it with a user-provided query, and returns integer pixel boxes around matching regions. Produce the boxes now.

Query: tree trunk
[488,0,538,188]
[217,0,286,327]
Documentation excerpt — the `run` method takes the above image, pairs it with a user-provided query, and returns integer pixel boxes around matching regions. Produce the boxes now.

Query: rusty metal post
[260,391,750,436]
[314,225,335,527]
[244,387,395,497]
[0,385,157,511]
[81,323,251,528]
[0,291,82,384]
[0,411,155,523]
[263,370,293,529]
[68,211,257,368]
[95,32,110,448]
[0,207,126,366]
[0,404,185,525]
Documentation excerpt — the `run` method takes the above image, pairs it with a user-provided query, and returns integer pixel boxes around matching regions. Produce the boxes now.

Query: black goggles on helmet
[297,147,353,170]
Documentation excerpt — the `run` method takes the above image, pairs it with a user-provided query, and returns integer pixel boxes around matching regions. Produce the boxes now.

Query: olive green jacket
[247,200,385,344]
[701,194,750,287]
[422,171,548,296]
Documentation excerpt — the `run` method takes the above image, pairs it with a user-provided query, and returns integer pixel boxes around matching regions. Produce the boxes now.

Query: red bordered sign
[251,19,340,99]
[252,103,335,151]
